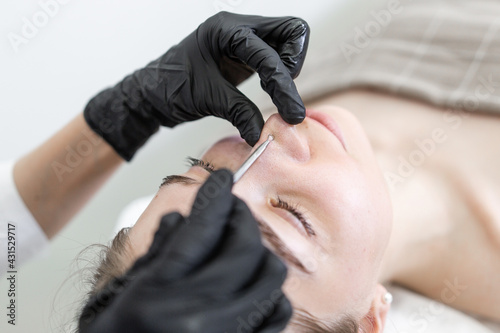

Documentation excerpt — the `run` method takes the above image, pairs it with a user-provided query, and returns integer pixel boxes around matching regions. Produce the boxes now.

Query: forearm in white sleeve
[0,161,48,276]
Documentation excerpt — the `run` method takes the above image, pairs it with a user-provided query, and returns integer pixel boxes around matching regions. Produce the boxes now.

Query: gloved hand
[78,169,292,333]
[84,12,309,161]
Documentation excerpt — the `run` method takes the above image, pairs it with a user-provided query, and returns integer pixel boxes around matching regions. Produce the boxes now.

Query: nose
[258,113,311,162]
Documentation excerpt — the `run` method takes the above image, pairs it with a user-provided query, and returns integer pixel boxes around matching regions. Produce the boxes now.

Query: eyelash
[187,157,215,173]
[186,158,314,236]
[273,197,315,236]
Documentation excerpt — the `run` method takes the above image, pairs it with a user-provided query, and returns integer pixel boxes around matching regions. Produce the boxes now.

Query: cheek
[350,167,393,262]
[331,186,387,261]
[313,168,390,290]
[325,160,391,247]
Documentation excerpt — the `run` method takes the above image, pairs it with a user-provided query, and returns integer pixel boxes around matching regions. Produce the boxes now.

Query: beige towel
[293,0,500,115]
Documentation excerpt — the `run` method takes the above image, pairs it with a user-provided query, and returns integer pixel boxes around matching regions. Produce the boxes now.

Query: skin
[14,114,122,238]
[127,106,394,328]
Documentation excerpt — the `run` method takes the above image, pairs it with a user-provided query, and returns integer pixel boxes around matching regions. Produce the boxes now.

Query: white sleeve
[0,161,49,275]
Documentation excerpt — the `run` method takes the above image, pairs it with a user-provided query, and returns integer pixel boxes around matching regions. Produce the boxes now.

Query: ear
[358,284,391,333]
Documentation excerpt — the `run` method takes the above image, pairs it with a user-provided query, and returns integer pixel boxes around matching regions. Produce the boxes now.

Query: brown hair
[78,227,359,333]
[289,310,359,332]
[86,227,133,293]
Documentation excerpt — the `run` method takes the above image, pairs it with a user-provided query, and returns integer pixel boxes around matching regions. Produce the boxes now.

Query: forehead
[128,171,205,258]
[200,135,251,170]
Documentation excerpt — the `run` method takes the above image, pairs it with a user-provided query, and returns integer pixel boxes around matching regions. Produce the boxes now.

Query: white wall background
[0,1,385,332]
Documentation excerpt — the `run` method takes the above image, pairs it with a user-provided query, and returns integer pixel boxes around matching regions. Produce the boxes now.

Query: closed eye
[271,197,316,236]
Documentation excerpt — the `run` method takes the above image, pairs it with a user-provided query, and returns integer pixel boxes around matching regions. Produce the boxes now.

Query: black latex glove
[78,169,292,333]
[84,12,310,161]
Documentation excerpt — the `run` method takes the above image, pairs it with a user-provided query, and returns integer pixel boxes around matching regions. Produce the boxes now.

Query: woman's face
[128,105,393,321]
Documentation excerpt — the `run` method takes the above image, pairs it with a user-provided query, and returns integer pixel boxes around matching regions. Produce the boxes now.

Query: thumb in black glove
[78,169,293,333]
[84,12,310,161]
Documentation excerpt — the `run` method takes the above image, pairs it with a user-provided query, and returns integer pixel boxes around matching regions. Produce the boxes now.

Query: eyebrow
[256,217,310,274]
[160,175,199,188]
[160,159,214,188]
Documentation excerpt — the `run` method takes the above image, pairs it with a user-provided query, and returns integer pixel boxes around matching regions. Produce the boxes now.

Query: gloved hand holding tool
[84,12,310,160]
[78,170,292,333]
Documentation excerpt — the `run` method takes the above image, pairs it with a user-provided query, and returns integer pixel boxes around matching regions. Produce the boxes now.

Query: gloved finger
[217,13,309,78]
[211,80,265,146]
[218,252,291,331]
[251,250,289,295]
[244,253,291,332]
[254,256,292,333]
[157,169,235,281]
[244,15,310,78]
[262,17,309,79]
[259,292,293,333]
[192,197,266,294]
[128,212,184,274]
[230,28,305,125]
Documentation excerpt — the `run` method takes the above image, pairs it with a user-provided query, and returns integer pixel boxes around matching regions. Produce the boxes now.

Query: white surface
[111,195,154,236]
[385,285,500,333]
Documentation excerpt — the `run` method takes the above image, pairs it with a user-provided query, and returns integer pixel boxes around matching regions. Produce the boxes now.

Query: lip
[306,109,347,151]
